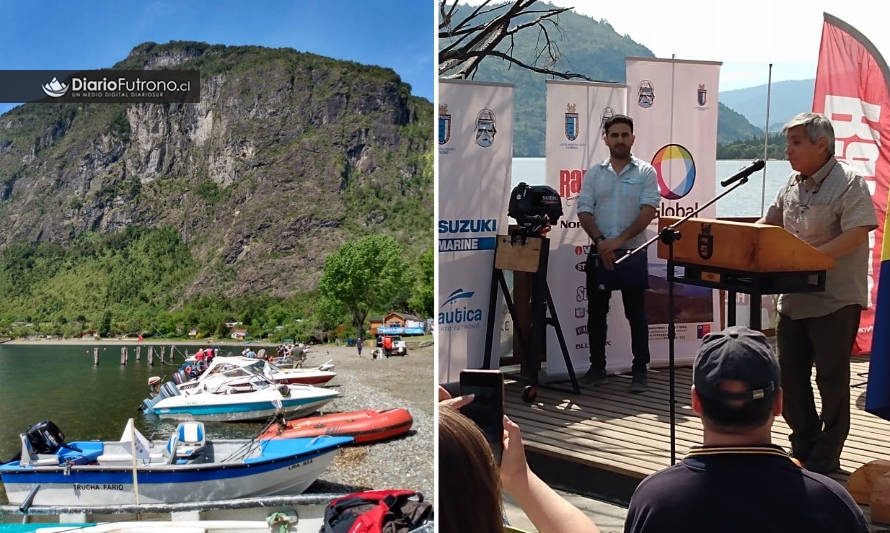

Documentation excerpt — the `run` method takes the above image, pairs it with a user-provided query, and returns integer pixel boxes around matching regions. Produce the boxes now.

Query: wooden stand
[482,233,579,394]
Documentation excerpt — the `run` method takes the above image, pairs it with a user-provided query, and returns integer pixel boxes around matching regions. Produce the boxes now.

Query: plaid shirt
[577,155,660,249]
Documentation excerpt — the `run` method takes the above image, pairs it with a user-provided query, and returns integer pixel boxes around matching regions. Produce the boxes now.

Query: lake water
[512,158,794,218]
[0,343,269,503]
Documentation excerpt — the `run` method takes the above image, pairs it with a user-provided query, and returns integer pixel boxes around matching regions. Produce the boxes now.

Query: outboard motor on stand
[508,182,563,240]
[25,420,67,454]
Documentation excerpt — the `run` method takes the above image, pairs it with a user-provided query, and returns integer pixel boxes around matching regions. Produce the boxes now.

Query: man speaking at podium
[577,114,660,393]
[758,112,877,474]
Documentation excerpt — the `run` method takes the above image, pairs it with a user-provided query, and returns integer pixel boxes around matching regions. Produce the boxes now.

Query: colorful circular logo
[652,144,695,200]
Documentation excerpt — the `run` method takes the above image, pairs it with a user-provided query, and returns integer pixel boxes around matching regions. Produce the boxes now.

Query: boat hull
[152,387,339,422]
[260,408,413,444]
[0,438,350,507]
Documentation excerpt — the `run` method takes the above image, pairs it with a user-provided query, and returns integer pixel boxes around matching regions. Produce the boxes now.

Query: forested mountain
[441,2,772,155]
[721,79,816,132]
[0,41,433,338]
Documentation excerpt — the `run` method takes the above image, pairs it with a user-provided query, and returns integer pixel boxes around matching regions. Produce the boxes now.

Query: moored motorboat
[165,356,337,389]
[0,419,352,507]
[259,408,413,444]
[142,381,339,422]
[141,358,340,422]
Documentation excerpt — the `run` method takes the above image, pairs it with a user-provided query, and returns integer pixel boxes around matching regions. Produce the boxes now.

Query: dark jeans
[585,253,650,374]
[776,304,861,464]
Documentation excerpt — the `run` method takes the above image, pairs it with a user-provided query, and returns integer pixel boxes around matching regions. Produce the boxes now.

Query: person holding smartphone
[458,370,505,463]
[439,386,601,533]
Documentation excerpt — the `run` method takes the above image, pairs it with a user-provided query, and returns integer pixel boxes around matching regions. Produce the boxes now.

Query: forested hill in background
[442,2,809,156]
[0,41,433,339]
[721,79,816,133]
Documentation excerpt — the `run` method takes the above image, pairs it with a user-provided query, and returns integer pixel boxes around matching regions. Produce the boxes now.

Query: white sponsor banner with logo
[625,57,722,367]
[438,80,514,383]
[543,81,630,379]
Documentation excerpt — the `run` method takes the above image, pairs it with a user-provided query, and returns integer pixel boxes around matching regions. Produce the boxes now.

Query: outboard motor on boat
[25,420,66,454]
[141,380,183,412]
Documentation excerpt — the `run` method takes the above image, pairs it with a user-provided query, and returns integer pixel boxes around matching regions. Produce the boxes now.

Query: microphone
[720,159,765,187]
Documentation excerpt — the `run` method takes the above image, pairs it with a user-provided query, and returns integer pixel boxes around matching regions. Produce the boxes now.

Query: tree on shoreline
[317,235,408,339]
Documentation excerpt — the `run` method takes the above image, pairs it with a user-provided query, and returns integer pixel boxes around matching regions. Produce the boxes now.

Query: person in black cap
[624,326,867,533]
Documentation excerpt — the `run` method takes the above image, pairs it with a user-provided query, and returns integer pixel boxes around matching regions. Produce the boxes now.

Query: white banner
[625,57,722,367]
[438,80,514,383]
[543,81,629,379]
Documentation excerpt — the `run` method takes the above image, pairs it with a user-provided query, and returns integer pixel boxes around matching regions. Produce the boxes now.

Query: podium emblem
[698,223,714,259]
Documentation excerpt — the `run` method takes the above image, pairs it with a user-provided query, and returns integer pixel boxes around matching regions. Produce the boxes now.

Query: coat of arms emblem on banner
[564,103,578,141]
[638,80,655,108]
[438,104,451,145]
[697,84,707,106]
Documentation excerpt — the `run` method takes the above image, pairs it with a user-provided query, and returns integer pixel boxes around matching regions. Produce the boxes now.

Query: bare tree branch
[438,0,592,81]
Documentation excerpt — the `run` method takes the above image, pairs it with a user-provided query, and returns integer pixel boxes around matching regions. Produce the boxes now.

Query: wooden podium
[657,217,836,329]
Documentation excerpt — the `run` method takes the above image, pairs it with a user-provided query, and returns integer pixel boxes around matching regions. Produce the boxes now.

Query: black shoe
[630,371,648,393]
[580,367,607,385]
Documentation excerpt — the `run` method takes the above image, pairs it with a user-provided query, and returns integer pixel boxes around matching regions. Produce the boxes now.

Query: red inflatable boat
[259,408,413,444]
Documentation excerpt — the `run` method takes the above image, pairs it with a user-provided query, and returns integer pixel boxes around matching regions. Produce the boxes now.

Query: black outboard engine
[508,182,563,238]
[25,420,67,454]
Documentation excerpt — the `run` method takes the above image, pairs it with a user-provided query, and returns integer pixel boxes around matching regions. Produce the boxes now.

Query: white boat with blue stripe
[0,419,352,507]
[141,358,340,422]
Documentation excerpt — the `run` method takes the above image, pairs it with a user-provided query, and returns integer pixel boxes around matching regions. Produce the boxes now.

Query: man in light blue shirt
[577,114,660,392]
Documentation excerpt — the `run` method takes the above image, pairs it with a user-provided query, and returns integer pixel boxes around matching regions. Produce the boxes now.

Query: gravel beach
[295,341,435,499]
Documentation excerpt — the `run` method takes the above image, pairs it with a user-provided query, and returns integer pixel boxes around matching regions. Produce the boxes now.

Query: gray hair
[782,112,835,156]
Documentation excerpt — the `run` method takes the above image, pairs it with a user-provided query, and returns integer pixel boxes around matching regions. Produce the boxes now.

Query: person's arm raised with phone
[438,386,600,533]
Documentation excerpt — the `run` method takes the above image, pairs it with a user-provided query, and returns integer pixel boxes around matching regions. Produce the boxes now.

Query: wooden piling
[120,346,125,365]
[93,347,99,366]
[136,345,141,361]
[148,346,154,367]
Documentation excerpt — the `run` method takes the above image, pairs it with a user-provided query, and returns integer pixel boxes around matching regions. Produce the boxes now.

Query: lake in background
[512,158,794,219]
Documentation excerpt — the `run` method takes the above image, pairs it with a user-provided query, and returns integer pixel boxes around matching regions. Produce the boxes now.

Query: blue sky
[0,0,434,114]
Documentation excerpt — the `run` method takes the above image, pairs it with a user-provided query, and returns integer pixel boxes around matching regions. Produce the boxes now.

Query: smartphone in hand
[459,369,505,464]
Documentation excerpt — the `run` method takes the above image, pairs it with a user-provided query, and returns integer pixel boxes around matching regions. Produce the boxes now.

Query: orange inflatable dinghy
[260,408,413,444]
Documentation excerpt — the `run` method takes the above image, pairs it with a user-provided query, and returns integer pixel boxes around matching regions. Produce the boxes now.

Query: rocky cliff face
[0,42,432,298]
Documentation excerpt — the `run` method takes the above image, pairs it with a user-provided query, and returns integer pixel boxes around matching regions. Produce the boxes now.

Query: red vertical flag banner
[813,13,890,357]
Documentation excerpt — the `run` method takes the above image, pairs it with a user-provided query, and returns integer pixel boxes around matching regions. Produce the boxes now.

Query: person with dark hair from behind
[438,393,600,533]
[624,326,867,533]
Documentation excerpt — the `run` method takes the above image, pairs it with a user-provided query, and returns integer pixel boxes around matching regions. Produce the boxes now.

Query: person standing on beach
[624,326,868,532]
[577,114,660,393]
[356,337,363,357]
[757,112,877,474]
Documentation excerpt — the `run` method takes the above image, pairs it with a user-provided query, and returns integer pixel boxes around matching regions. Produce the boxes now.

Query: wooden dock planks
[505,357,890,492]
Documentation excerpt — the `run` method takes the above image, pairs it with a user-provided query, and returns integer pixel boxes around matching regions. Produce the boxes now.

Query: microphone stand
[615,176,750,464]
